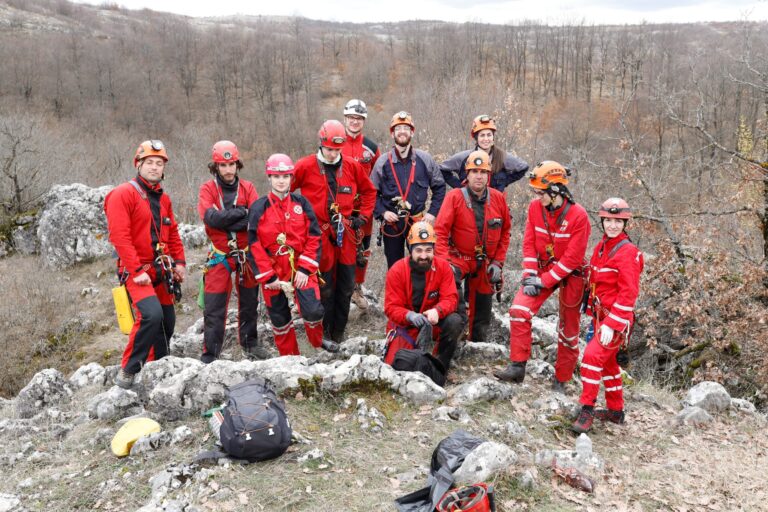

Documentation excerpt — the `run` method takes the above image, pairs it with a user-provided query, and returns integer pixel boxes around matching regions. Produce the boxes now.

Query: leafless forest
[0,0,766,399]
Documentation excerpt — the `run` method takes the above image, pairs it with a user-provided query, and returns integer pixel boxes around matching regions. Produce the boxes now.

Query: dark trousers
[382,218,409,268]
[320,262,356,342]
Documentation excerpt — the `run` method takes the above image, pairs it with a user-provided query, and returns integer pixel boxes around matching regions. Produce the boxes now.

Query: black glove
[406,311,429,328]
[350,215,367,230]
[487,262,502,284]
[522,275,543,297]
[616,349,630,367]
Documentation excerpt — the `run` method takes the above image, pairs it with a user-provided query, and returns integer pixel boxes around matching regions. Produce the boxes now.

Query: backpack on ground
[219,378,292,462]
[392,348,447,387]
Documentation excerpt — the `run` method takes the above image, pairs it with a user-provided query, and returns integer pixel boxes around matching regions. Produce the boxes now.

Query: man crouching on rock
[383,222,464,386]
[104,140,186,389]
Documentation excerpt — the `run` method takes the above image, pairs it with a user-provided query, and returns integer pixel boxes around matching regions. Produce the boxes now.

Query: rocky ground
[0,320,766,512]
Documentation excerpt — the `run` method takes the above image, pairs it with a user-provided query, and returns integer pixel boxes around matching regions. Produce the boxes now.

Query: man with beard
[104,140,186,389]
[370,111,446,268]
[440,115,529,192]
[198,140,268,363]
[340,99,380,310]
[382,222,463,384]
[435,151,511,342]
[292,120,377,344]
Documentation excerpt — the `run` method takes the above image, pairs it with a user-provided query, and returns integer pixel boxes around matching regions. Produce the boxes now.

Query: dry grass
[2,366,767,512]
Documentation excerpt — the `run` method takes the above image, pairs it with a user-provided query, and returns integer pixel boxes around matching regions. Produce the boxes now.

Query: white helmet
[343,99,368,119]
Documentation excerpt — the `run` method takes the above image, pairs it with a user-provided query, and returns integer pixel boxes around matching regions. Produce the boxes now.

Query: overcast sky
[73,0,767,24]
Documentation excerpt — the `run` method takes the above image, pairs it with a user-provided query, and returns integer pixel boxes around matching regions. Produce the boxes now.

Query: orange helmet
[212,140,240,164]
[390,111,415,132]
[406,221,437,247]
[528,161,569,190]
[599,197,632,220]
[470,115,497,137]
[134,140,168,167]
[465,150,492,173]
[318,120,346,149]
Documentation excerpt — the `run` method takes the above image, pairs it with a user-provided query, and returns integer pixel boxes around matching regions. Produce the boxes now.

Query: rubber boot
[571,406,595,434]
[493,361,527,383]
[594,408,625,424]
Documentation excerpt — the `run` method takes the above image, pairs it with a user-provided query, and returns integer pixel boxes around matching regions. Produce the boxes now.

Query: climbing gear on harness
[112,284,134,335]
[155,245,181,301]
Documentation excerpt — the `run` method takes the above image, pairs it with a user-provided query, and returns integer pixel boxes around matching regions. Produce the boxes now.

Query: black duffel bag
[392,348,446,387]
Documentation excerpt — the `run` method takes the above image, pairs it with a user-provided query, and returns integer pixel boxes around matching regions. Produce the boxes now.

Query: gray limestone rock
[38,183,113,268]
[455,342,509,363]
[453,441,518,484]
[69,362,107,389]
[448,377,516,405]
[15,368,73,419]
[432,406,472,424]
[87,387,141,420]
[682,381,731,413]
[676,406,714,427]
[177,223,207,248]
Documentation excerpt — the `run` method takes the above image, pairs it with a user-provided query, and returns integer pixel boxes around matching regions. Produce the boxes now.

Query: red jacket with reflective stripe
[342,134,380,175]
[520,199,590,289]
[588,233,643,333]
[434,187,511,266]
[104,178,185,275]
[197,178,259,252]
[247,192,322,283]
[291,154,376,226]
[385,255,458,326]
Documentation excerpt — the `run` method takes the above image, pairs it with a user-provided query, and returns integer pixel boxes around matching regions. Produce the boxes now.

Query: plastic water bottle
[575,433,592,456]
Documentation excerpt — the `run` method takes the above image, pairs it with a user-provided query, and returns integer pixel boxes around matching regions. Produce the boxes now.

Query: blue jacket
[440,148,528,192]
[370,147,446,219]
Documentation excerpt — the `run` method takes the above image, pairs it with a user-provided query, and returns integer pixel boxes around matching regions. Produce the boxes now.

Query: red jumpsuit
[291,154,376,341]
[104,177,186,375]
[435,187,511,341]
[383,255,462,369]
[342,133,380,284]
[197,177,259,361]
[579,233,643,412]
[248,192,324,355]
[509,199,590,383]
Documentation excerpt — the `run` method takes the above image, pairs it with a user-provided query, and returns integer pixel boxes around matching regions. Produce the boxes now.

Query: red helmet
[134,140,168,168]
[318,120,346,149]
[212,140,240,164]
[599,197,632,219]
[265,153,295,176]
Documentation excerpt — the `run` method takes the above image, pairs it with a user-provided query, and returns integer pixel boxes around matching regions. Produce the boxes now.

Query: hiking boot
[321,338,340,353]
[594,408,625,424]
[351,285,369,310]
[114,369,135,389]
[571,406,595,434]
[493,361,527,383]
[551,378,566,394]
[201,353,217,364]
[244,343,271,361]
